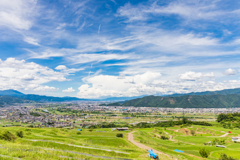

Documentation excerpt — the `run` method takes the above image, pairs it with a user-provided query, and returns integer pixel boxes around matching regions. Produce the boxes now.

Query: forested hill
[106,94,240,108]
[169,88,240,97]
[0,96,34,107]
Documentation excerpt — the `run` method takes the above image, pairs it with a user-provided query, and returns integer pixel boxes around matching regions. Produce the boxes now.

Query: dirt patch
[179,128,191,135]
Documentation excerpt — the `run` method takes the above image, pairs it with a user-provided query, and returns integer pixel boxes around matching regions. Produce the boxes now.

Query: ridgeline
[104,93,240,108]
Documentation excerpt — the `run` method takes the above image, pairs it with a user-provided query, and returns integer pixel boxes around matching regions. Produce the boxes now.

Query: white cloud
[55,65,67,70]
[117,1,236,22]
[0,0,37,30]
[77,70,240,98]
[24,37,40,46]
[179,71,214,81]
[179,71,203,81]
[33,86,59,91]
[27,49,65,59]
[68,53,133,64]
[62,87,75,93]
[0,58,69,91]
[77,71,162,98]
[224,68,236,75]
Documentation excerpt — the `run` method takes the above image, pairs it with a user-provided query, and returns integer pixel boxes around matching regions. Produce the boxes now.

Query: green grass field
[134,125,240,160]
[0,127,148,160]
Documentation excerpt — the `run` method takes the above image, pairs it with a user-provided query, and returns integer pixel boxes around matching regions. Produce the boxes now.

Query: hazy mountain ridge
[118,94,240,108]
[0,90,87,102]
[104,88,240,108]
[0,95,34,107]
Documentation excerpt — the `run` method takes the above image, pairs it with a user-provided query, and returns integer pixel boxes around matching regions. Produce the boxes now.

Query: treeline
[88,118,212,129]
[217,113,240,122]
[136,118,212,128]
[217,113,240,129]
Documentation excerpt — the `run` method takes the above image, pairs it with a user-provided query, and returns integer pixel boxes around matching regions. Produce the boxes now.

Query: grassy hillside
[0,127,147,160]
[116,94,240,108]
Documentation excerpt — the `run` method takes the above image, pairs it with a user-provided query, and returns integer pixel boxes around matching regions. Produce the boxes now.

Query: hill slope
[0,90,88,102]
[169,88,240,97]
[0,96,34,107]
[109,94,240,108]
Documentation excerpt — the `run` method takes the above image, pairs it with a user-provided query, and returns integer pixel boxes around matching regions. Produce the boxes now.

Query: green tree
[219,153,235,160]
[199,148,210,158]
[182,117,188,124]
[16,130,24,138]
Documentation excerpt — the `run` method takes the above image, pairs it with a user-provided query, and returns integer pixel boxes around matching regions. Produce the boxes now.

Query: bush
[160,135,169,140]
[191,130,195,136]
[16,131,24,138]
[77,132,81,135]
[116,133,123,138]
[0,131,17,142]
[199,148,210,158]
[219,153,235,160]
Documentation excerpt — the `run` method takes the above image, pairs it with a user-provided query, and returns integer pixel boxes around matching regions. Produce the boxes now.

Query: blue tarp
[77,129,82,131]
[174,149,184,153]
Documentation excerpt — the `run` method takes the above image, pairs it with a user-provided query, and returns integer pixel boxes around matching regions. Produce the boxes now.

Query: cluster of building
[1,102,240,128]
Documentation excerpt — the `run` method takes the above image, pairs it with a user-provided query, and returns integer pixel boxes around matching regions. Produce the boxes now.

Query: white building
[232,137,240,142]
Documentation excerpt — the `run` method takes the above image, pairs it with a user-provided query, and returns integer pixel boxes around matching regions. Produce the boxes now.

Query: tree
[190,130,195,136]
[16,130,24,138]
[199,148,210,158]
[116,133,123,138]
[182,117,188,124]
[219,153,235,160]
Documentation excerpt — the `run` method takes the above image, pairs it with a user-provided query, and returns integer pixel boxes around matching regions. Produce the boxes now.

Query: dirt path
[155,132,175,142]
[128,131,171,158]
[164,132,174,141]
[220,133,229,137]
[128,131,204,160]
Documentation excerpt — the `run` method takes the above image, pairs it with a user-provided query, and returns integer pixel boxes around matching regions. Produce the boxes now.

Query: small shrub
[77,132,81,135]
[190,130,195,136]
[116,133,123,138]
[160,135,169,140]
[199,147,210,158]
[16,131,24,138]
[219,153,235,160]
[0,131,17,142]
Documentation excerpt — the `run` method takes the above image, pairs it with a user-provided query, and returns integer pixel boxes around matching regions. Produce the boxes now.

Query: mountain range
[2,88,240,108]
[103,88,240,108]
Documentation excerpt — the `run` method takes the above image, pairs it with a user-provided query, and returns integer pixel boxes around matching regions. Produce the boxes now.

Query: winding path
[128,131,172,159]
[220,133,229,137]
[128,131,204,160]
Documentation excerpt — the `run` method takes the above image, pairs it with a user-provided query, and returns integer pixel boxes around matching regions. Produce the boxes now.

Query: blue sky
[1,0,240,98]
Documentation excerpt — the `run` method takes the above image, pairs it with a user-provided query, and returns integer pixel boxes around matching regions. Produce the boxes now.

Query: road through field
[128,131,204,160]
[220,133,229,137]
[128,131,173,159]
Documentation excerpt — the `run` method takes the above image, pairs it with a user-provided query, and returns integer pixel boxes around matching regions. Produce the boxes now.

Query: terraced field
[1,125,240,159]
[134,126,240,159]
[0,127,147,160]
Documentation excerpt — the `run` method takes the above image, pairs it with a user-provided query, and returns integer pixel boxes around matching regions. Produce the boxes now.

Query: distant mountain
[167,88,240,97]
[3,87,240,104]
[99,96,145,102]
[0,89,88,102]
[108,94,240,108]
[0,95,34,107]
[0,89,144,102]
[0,89,24,96]
[18,94,87,102]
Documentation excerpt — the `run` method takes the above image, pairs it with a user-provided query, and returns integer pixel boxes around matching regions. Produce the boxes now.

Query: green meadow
[133,125,240,160]
[0,127,147,160]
